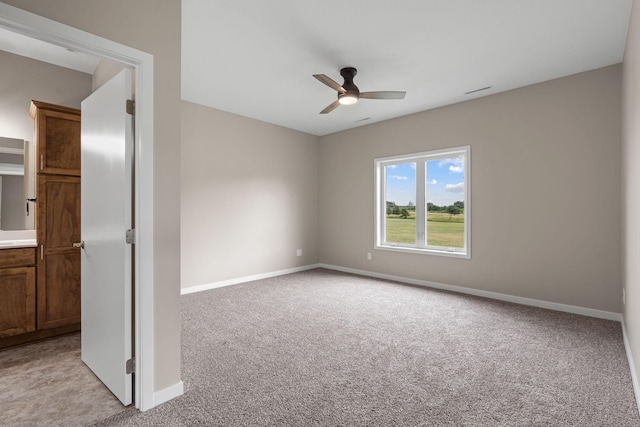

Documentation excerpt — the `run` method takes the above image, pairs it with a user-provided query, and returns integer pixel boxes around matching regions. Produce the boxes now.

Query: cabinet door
[32,102,81,176]
[0,267,36,338]
[37,175,81,330]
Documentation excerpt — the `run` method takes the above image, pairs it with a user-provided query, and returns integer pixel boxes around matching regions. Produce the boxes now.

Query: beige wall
[92,60,127,92]
[180,101,319,288]
[623,0,640,401]
[2,0,183,391]
[0,50,92,140]
[319,65,622,313]
[0,50,93,231]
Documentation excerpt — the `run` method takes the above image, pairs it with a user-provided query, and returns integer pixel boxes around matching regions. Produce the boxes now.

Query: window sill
[375,244,470,259]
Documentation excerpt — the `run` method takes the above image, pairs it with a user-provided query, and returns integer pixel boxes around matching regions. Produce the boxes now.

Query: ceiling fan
[313,67,406,114]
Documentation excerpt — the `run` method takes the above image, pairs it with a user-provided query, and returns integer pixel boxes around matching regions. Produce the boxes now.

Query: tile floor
[0,333,127,427]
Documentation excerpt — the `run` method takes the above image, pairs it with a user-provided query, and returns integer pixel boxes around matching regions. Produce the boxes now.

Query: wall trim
[154,381,184,407]
[319,263,623,322]
[181,264,322,295]
[622,319,640,418]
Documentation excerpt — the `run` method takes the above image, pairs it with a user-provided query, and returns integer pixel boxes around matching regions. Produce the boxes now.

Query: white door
[80,69,134,406]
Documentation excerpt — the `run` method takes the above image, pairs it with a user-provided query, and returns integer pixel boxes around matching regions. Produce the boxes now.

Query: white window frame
[375,145,471,259]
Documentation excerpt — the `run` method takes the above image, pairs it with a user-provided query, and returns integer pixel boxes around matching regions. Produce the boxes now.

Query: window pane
[385,162,416,244]
[425,156,465,248]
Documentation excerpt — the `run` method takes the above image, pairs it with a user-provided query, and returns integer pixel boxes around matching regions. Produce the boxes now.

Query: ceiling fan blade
[320,100,341,114]
[360,91,406,100]
[313,74,346,93]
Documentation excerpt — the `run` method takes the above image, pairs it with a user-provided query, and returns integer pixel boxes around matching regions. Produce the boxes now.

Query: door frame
[0,4,155,411]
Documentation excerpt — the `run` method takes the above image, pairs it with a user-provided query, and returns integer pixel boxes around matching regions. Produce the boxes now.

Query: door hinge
[126,99,135,116]
[126,357,135,374]
[125,229,136,244]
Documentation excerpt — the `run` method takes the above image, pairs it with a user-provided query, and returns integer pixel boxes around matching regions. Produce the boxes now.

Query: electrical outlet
[623,288,626,305]
[296,249,302,257]
[367,252,372,260]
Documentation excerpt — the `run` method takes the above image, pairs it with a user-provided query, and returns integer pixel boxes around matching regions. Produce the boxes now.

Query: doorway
[0,3,156,411]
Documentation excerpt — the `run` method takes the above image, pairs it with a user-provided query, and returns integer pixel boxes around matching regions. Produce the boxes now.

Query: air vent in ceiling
[465,86,493,95]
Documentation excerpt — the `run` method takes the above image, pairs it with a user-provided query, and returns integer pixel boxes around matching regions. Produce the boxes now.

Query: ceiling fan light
[339,94,358,105]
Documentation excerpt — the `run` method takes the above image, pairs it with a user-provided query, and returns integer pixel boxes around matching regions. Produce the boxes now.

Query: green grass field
[386,211,464,248]
[386,217,417,244]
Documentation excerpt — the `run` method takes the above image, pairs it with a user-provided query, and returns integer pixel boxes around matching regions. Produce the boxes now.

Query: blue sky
[385,157,464,207]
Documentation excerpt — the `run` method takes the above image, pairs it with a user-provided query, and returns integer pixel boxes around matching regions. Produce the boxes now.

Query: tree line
[387,201,464,219]
[428,201,464,216]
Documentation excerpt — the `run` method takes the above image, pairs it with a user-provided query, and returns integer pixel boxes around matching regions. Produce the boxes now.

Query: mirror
[0,137,34,231]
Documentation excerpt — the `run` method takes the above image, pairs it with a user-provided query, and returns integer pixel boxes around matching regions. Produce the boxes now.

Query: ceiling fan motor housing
[340,67,360,95]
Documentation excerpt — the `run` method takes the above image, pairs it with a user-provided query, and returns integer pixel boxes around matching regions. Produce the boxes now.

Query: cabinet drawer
[0,247,37,269]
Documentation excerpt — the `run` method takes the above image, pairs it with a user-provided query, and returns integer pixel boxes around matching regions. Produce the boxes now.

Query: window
[375,146,470,258]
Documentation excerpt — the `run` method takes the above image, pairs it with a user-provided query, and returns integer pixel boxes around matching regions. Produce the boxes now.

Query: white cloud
[428,179,437,184]
[387,165,397,169]
[445,182,464,193]
[389,175,407,180]
[438,157,465,173]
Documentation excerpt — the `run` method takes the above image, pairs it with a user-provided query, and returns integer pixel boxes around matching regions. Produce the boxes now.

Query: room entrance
[0,2,156,410]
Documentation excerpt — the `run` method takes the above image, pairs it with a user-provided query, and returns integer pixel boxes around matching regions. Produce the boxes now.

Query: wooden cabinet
[37,175,81,330]
[29,101,81,176]
[0,248,36,338]
[0,101,82,348]
[31,101,82,332]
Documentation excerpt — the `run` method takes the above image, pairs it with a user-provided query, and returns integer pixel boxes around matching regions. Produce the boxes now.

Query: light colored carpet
[0,332,126,427]
[96,268,640,426]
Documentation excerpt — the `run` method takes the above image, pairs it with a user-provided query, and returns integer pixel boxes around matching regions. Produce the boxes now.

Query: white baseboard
[181,264,321,295]
[319,263,622,322]
[183,262,622,320]
[622,319,640,418]
[153,380,184,407]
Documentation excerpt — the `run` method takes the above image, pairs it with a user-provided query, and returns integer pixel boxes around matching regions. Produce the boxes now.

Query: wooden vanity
[0,247,36,339]
[0,101,81,349]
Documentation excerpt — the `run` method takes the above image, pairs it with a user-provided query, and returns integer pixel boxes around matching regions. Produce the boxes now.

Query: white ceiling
[0,1,632,137]
[0,26,100,74]
[181,0,633,136]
